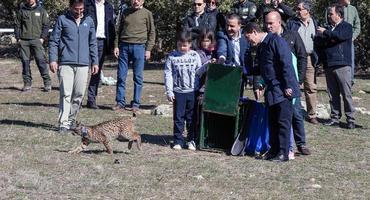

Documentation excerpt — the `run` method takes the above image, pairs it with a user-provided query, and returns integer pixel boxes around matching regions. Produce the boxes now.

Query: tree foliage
[0,0,368,69]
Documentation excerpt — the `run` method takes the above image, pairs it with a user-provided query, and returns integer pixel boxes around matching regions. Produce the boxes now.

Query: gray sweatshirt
[164,50,203,97]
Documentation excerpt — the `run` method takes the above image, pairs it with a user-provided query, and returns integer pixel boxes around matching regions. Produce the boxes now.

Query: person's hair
[297,0,313,13]
[243,22,263,33]
[69,0,84,7]
[177,31,192,43]
[197,28,215,49]
[226,13,241,25]
[206,0,219,6]
[329,3,344,18]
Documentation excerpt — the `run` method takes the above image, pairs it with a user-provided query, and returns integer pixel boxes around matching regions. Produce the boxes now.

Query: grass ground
[0,59,369,200]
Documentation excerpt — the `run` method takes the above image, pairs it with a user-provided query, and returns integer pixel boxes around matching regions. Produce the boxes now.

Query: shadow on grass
[0,86,22,91]
[317,118,365,129]
[2,102,58,107]
[0,119,57,131]
[82,104,157,111]
[143,80,164,86]
[54,149,128,154]
[141,133,172,146]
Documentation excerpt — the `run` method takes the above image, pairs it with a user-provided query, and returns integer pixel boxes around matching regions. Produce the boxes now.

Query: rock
[352,96,362,101]
[151,104,173,117]
[358,90,366,94]
[0,34,17,45]
[316,104,330,119]
[193,175,204,180]
[311,184,322,189]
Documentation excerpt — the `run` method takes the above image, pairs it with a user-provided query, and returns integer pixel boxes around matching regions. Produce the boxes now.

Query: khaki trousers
[304,55,317,119]
[58,65,89,128]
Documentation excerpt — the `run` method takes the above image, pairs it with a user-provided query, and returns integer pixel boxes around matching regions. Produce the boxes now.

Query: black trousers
[268,99,293,157]
[87,38,106,104]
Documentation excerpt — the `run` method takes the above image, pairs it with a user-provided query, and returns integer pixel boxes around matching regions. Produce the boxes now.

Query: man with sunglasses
[183,0,217,48]
[286,0,320,125]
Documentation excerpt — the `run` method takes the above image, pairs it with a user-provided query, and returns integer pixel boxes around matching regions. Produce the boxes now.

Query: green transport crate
[198,64,243,151]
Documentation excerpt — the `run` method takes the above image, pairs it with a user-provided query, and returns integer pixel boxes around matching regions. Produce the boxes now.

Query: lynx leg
[68,138,90,154]
[68,143,88,154]
[103,141,113,154]
[128,132,141,150]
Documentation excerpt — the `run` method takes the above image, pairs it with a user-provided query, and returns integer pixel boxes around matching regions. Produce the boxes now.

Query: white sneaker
[289,151,295,160]
[187,141,196,151]
[173,144,182,150]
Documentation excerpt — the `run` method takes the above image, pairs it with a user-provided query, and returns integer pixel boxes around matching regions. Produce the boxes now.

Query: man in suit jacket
[244,22,300,162]
[216,14,252,94]
[84,0,116,109]
[317,4,355,129]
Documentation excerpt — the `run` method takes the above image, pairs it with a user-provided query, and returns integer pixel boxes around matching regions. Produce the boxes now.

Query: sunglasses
[193,3,204,6]
[208,1,217,5]
[295,7,306,11]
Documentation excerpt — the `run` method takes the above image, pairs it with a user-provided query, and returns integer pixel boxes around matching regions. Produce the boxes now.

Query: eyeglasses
[193,3,204,7]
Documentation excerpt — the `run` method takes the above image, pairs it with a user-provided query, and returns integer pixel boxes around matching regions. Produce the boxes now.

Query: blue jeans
[116,42,145,108]
[289,97,306,151]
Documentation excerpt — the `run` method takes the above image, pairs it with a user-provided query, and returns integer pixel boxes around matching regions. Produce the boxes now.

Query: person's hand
[39,38,44,44]
[91,64,99,75]
[254,89,264,102]
[167,95,175,102]
[211,58,217,63]
[317,26,326,34]
[145,51,151,61]
[285,88,293,97]
[217,57,226,64]
[49,62,58,73]
[114,47,119,58]
[264,0,271,4]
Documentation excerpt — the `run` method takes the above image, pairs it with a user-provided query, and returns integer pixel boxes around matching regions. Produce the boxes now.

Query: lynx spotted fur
[69,114,141,154]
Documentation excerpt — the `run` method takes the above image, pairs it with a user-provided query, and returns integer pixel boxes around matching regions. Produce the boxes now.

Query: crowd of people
[14,0,361,162]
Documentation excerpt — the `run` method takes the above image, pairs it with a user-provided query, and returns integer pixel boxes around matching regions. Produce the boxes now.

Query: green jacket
[14,3,49,40]
[343,4,361,40]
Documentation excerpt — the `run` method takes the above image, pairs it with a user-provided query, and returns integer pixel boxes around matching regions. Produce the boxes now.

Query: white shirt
[231,31,242,66]
[95,0,105,38]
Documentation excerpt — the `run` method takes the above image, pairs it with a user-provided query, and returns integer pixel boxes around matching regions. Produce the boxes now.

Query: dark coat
[182,11,217,33]
[253,33,300,106]
[84,0,116,54]
[216,31,252,71]
[319,21,353,68]
[281,29,307,84]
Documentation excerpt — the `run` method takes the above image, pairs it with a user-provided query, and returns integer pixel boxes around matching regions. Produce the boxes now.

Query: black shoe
[257,151,277,160]
[346,122,355,129]
[270,154,289,162]
[86,102,99,109]
[43,85,52,92]
[297,145,311,155]
[59,127,69,134]
[324,119,339,127]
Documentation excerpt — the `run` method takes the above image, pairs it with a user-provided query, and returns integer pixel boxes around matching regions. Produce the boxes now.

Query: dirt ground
[0,59,369,199]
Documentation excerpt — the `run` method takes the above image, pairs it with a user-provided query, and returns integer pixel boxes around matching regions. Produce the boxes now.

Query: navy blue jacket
[286,17,320,67]
[320,21,352,68]
[182,11,217,33]
[253,33,300,106]
[216,31,252,71]
[49,12,98,66]
[84,0,116,54]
